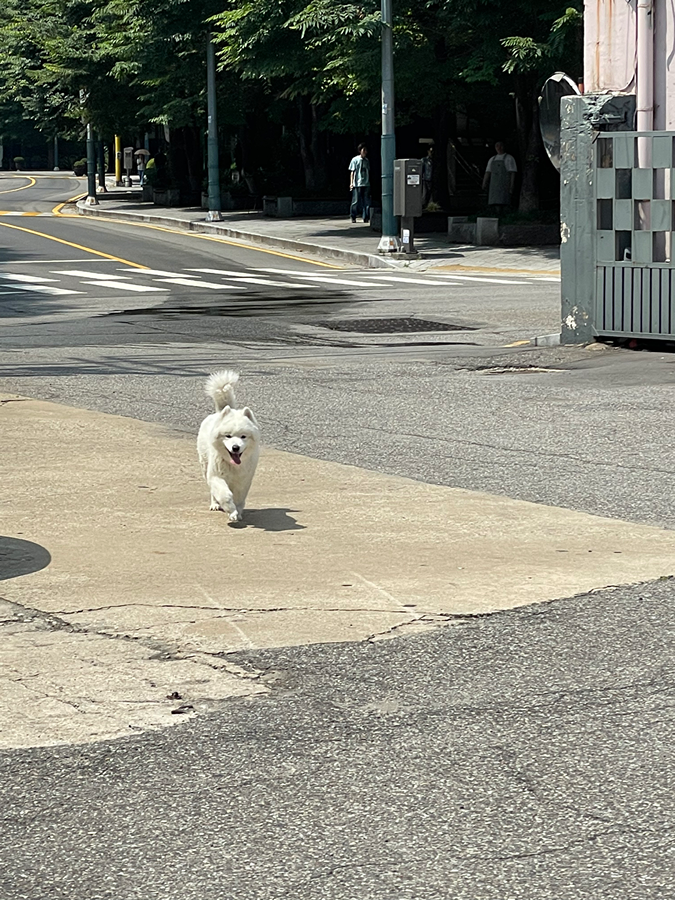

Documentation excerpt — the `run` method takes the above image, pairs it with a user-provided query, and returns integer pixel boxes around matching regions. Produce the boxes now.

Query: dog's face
[215,406,259,466]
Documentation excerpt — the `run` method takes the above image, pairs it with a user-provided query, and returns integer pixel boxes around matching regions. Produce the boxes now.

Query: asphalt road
[1,174,674,899]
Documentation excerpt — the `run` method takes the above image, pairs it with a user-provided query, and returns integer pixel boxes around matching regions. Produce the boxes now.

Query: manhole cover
[323,317,475,334]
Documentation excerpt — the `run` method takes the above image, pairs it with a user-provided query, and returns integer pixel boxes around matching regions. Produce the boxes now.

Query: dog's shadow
[230,508,306,532]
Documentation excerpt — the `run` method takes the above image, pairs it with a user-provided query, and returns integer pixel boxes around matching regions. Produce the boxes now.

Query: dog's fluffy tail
[205,370,240,411]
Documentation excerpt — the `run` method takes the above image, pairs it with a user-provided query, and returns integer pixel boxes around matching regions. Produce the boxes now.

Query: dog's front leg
[207,471,240,521]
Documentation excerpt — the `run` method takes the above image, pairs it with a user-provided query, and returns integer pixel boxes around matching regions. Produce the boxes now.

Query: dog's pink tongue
[230,452,241,465]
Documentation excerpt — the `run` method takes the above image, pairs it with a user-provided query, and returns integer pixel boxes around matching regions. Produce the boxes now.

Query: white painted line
[256,267,330,276]
[427,274,530,285]
[533,276,562,282]
[3,283,83,295]
[52,270,130,279]
[84,281,165,292]
[7,259,116,265]
[0,273,60,283]
[154,278,240,290]
[304,276,382,287]
[187,268,313,288]
[369,275,461,286]
[118,267,185,277]
[257,267,392,287]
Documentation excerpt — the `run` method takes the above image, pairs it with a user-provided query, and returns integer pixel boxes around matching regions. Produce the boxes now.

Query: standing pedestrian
[349,143,370,223]
[482,141,517,214]
[421,145,434,208]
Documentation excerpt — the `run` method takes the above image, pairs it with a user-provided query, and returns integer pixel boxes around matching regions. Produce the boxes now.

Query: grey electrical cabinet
[393,159,423,218]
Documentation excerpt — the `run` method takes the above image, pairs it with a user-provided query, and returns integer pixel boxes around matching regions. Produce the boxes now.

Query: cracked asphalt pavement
[2,579,674,899]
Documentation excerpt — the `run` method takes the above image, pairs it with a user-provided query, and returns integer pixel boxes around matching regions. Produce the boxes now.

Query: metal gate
[594,130,675,338]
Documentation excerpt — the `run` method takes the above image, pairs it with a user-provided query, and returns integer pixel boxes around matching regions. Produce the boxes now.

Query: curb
[77,201,391,269]
[531,332,561,347]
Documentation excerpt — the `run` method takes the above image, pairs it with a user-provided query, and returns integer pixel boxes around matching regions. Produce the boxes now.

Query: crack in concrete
[50,602,418,616]
[0,595,262,681]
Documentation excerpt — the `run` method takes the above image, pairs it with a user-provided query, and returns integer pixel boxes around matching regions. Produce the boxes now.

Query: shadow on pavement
[0,536,51,580]
[233,508,306,532]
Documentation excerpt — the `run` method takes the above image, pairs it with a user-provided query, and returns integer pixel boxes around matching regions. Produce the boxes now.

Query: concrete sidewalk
[76,185,561,274]
[2,393,674,749]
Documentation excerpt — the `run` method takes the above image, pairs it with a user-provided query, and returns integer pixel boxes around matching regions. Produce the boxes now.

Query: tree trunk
[514,76,544,213]
[169,125,202,204]
[297,96,327,192]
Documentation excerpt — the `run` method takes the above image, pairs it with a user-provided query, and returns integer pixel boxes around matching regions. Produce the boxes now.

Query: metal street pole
[85,123,99,206]
[114,135,123,186]
[97,133,107,192]
[206,34,223,222]
[53,135,59,171]
[378,0,398,251]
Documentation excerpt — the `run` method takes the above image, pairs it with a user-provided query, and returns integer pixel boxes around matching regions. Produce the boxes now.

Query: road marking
[368,275,461,286]
[120,267,186,278]
[427,273,530,285]
[0,273,60,283]
[4,258,117,264]
[53,191,87,216]
[0,283,83,295]
[154,277,239,290]
[0,220,150,268]
[83,281,165,292]
[0,177,36,194]
[504,339,532,347]
[0,211,53,217]
[256,268,373,287]
[52,270,130,279]
[187,268,313,288]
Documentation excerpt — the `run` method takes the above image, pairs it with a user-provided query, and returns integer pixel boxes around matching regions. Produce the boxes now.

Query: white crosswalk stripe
[84,281,165,292]
[256,268,374,287]
[52,270,131,279]
[188,268,313,288]
[154,277,240,290]
[0,283,82,295]
[369,275,461,286]
[0,273,60,283]
[427,273,530,285]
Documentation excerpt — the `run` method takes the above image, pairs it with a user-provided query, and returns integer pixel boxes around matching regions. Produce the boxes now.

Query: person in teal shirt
[349,143,370,223]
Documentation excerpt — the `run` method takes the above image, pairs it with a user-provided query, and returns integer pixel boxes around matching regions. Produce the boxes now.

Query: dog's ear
[219,405,231,416]
[243,407,258,425]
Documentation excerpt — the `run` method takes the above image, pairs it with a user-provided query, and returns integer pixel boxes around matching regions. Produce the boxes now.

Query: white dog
[197,370,260,521]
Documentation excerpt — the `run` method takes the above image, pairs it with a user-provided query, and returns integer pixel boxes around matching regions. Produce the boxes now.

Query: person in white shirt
[482,141,517,210]
[349,143,370,223]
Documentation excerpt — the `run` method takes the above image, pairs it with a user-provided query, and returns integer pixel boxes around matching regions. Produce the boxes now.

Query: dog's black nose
[232,445,240,453]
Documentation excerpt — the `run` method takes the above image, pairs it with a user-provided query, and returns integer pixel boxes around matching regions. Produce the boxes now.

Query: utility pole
[206,34,223,222]
[378,0,398,251]
[84,123,99,206]
[114,135,123,186]
[53,136,59,171]
[97,134,107,192]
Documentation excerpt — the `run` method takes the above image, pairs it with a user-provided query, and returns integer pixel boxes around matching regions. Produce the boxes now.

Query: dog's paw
[228,510,241,523]
[209,500,222,511]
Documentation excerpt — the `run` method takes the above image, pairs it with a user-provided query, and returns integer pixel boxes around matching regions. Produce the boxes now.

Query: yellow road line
[53,192,87,216]
[0,219,148,269]
[66,213,344,268]
[0,176,36,194]
[504,339,532,347]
